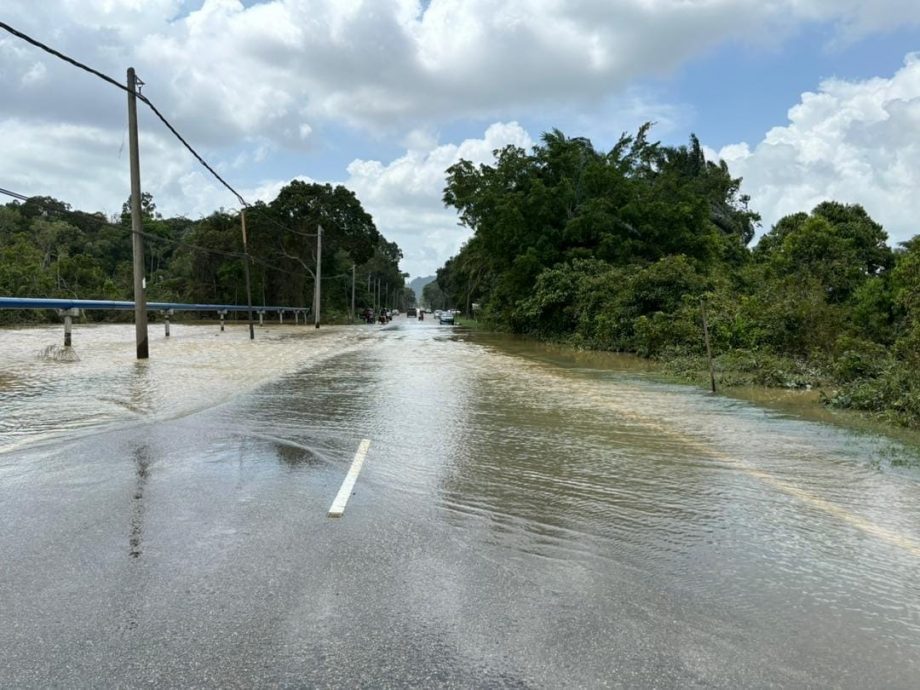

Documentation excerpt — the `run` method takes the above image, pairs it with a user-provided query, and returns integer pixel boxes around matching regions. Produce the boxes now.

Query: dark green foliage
[438,123,920,428]
[0,181,404,323]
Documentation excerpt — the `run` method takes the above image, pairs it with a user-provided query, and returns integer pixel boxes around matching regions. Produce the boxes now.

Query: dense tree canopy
[0,181,405,323]
[433,124,920,426]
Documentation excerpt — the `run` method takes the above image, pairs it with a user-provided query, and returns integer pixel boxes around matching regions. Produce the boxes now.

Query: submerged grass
[474,322,920,458]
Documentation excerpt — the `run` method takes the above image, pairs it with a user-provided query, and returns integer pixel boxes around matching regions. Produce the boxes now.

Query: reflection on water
[439,333,920,665]
[325,325,920,672]
[3,318,920,681]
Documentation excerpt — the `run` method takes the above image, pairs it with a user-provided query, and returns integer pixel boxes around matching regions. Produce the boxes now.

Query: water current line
[585,391,920,558]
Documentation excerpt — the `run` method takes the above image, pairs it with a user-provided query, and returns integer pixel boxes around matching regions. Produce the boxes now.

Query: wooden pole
[241,209,255,340]
[701,298,717,393]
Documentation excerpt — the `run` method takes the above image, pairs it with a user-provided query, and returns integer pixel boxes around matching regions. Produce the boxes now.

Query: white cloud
[0,118,294,219]
[715,53,920,246]
[20,62,47,86]
[4,0,919,142]
[0,109,531,276]
[2,1,920,276]
[345,122,534,277]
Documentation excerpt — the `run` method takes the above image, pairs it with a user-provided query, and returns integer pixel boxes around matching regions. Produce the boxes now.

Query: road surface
[1,319,919,687]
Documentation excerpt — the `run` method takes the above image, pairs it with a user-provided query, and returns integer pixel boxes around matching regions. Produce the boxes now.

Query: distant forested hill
[409,275,435,300]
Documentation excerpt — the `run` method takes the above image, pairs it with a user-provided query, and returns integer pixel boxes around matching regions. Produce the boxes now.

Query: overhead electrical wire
[0,24,394,290]
[0,22,333,251]
[0,186,247,259]
[0,186,29,202]
[0,187,311,277]
[0,20,248,208]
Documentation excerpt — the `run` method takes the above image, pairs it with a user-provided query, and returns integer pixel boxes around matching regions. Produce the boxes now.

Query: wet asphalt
[1,318,919,688]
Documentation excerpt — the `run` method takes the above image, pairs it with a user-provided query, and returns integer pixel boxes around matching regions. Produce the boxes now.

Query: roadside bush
[831,336,888,383]
[826,363,920,428]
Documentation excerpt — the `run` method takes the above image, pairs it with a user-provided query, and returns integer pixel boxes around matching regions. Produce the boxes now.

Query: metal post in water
[57,308,79,347]
[279,311,284,325]
[163,309,172,337]
[219,310,227,332]
[258,311,264,327]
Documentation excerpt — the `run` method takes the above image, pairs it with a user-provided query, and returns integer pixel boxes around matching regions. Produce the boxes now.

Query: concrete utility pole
[241,209,254,340]
[314,224,322,328]
[351,264,356,322]
[127,67,148,359]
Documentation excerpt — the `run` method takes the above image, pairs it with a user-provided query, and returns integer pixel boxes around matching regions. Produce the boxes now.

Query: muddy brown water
[1,320,919,686]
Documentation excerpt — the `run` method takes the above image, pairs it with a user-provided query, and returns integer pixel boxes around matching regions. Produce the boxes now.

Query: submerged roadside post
[700,297,717,393]
[57,308,80,347]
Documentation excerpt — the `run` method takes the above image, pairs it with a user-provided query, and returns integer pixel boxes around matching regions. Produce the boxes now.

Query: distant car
[439,312,455,325]
[407,308,417,317]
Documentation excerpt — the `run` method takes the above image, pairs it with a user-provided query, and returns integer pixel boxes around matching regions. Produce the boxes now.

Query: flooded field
[1,318,919,686]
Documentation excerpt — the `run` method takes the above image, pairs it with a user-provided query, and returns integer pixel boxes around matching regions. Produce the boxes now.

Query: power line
[0,21,248,208]
[0,23,403,283]
[0,187,331,281]
[139,95,247,208]
[0,21,346,255]
[0,187,246,259]
[0,21,127,92]
[0,186,29,202]
[242,204,319,238]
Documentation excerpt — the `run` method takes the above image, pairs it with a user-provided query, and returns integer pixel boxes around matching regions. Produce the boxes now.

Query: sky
[1,1,919,279]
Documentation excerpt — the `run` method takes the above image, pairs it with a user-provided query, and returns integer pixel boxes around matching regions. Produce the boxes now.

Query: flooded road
[1,318,919,687]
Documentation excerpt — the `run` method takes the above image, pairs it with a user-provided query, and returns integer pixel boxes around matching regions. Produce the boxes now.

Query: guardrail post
[294,310,299,325]
[279,311,284,325]
[56,308,80,347]
[218,309,227,332]
[162,309,173,337]
[258,310,265,327]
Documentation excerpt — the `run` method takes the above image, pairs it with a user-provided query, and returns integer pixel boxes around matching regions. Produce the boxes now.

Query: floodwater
[1,319,919,687]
